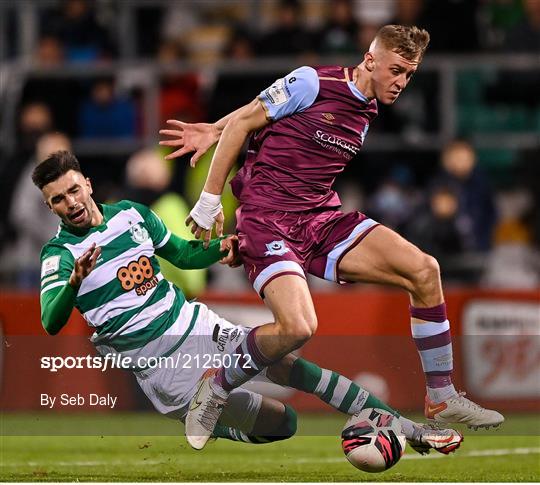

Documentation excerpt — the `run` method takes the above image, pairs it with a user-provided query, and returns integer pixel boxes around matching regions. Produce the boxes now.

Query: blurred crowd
[0,0,539,293]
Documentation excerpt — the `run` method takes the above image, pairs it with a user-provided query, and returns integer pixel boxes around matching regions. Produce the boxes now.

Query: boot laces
[412,423,448,444]
[198,397,225,431]
[452,391,484,413]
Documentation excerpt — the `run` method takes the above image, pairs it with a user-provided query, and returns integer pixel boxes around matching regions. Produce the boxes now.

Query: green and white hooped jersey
[39,200,196,361]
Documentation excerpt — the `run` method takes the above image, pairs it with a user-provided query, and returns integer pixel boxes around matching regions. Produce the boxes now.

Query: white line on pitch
[294,447,540,463]
[4,447,540,467]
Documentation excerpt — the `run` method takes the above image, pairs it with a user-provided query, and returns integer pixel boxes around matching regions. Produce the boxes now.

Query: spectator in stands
[432,140,497,252]
[78,77,137,139]
[14,103,54,161]
[367,165,416,233]
[505,0,540,52]
[34,35,65,67]
[41,0,115,62]
[23,37,80,136]
[5,133,71,288]
[316,0,359,55]
[405,185,473,268]
[0,103,54,252]
[258,0,314,57]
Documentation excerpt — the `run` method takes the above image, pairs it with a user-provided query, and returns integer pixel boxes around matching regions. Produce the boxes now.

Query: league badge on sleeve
[41,255,60,277]
[265,78,288,106]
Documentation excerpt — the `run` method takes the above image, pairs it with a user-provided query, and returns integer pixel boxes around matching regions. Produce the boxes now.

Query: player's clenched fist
[69,242,101,288]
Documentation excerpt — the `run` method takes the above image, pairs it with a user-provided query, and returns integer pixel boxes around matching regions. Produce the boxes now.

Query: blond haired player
[161,25,503,449]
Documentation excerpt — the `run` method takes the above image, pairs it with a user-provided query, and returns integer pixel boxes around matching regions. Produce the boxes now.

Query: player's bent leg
[338,224,443,306]
[267,355,462,455]
[213,274,316,395]
[268,355,396,415]
[261,274,318,356]
[215,274,316,394]
[337,225,504,429]
[185,285,313,451]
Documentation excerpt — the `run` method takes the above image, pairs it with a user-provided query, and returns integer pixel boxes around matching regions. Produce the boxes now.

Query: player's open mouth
[69,207,86,224]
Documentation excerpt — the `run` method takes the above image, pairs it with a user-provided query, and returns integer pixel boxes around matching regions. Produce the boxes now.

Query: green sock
[289,358,399,416]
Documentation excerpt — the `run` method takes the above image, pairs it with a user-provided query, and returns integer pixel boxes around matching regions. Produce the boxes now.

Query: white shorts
[134,301,263,432]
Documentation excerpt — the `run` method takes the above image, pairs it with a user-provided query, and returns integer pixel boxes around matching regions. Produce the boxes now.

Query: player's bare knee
[292,318,317,347]
[410,253,440,294]
[276,314,317,348]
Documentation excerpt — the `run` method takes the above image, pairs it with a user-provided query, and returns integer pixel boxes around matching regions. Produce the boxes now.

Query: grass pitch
[2,413,539,482]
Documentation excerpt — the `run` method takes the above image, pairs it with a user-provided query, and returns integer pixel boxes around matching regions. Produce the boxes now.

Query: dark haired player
[33,150,462,455]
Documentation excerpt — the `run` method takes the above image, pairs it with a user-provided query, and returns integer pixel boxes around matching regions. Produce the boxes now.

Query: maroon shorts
[236,204,379,296]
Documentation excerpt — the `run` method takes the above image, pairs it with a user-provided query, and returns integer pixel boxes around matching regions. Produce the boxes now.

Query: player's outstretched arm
[40,244,101,335]
[156,234,241,270]
[186,98,269,247]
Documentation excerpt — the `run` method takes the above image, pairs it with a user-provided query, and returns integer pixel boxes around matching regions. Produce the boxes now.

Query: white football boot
[408,423,463,455]
[185,369,228,450]
[425,392,505,430]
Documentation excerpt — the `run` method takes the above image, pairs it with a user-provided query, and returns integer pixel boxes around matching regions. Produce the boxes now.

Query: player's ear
[86,177,93,195]
[364,52,375,72]
[41,190,52,210]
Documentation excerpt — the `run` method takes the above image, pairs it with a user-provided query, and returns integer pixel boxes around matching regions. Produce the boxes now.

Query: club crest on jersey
[264,240,290,256]
[129,223,149,244]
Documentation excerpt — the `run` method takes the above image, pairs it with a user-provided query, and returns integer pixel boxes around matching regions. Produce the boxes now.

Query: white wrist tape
[189,191,222,230]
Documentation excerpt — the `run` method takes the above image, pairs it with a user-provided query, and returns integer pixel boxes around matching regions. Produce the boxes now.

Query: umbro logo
[322,112,335,124]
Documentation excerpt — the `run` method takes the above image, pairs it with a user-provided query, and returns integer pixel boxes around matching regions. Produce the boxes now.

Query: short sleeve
[129,201,171,249]
[40,245,74,296]
[258,66,319,121]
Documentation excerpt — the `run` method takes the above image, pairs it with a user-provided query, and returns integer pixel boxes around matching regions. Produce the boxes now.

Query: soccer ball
[341,408,406,473]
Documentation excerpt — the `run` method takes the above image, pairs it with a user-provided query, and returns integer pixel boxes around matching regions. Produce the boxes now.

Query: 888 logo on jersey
[116,255,158,296]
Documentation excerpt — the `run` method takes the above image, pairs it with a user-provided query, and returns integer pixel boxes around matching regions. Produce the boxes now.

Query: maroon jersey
[230,66,378,211]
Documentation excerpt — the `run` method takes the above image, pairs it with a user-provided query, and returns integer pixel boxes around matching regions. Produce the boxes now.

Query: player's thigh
[338,224,431,289]
[263,274,317,333]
